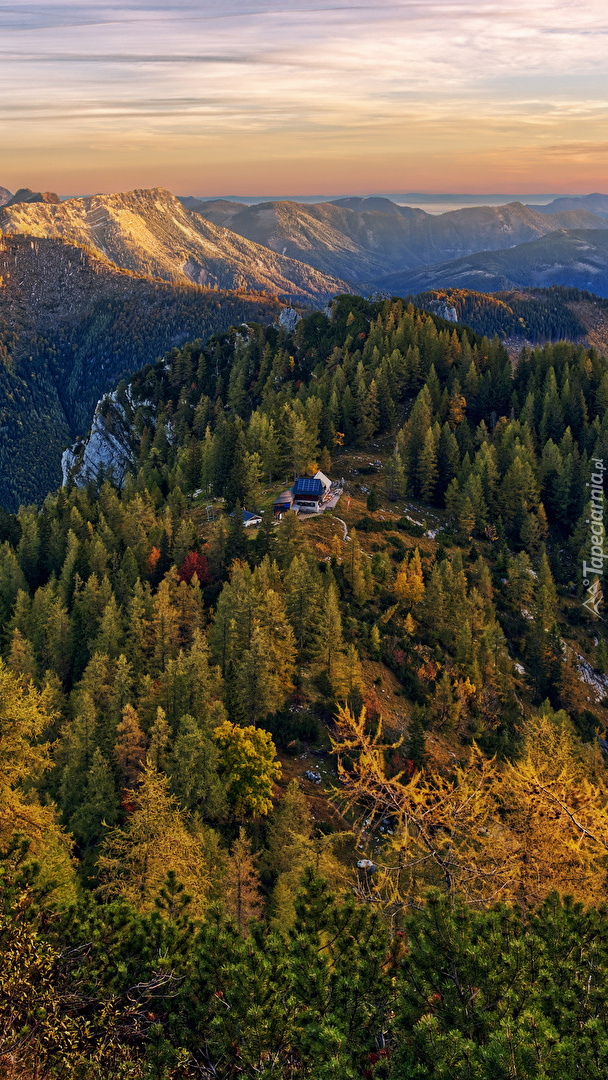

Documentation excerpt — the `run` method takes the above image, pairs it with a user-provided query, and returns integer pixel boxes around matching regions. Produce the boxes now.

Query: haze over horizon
[2,0,607,196]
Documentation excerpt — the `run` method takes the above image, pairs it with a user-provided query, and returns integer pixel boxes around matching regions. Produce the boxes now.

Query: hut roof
[293,477,323,498]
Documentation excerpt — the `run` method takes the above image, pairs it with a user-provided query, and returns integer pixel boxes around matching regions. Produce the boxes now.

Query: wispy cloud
[0,0,606,192]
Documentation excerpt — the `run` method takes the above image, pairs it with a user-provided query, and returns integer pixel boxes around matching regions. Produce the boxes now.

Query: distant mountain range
[5,185,608,302]
[532,194,608,218]
[181,196,608,285]
[4,182,608,508]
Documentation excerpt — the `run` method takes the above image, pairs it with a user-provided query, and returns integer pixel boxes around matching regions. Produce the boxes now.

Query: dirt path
[331,514,349,541]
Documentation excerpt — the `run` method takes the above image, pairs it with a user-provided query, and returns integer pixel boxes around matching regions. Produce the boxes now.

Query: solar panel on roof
[293,477,323,496]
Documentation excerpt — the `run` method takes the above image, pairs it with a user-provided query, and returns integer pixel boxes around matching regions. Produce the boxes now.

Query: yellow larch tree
[97,761,216,917]
[331,701,608,913]
[0,659,75,901]
[498,705,608,906]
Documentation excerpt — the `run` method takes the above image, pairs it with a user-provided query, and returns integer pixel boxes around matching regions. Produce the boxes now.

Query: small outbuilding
[273,490,294,517]
[243,509,263,527]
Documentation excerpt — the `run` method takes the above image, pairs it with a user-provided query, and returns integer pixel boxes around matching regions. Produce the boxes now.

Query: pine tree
[93,592,123,659]
[537,546,559,626]
[68,747,120,858]
[507,550,535,611]
[458,495,476,539]
[284,553,324,665]
[358,378,379,444]
[7,628,37,683]
[275,510,305,570]
[170,714,226,819]
[314,584,346,694]
[436,422,461,498]
[150,577,180,673]
[384,449,407,500]
[405,710,427,771]
[343,528,367,600]
[417,427,438,502]
[395,547,425,608]
[149,707,171,772]
[422,563,446,632]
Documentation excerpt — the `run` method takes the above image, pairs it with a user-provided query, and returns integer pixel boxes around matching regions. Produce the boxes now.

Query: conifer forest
[3,293,608,1079]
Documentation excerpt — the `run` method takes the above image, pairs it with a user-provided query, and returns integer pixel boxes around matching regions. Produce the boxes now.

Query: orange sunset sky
[1,0,607,197]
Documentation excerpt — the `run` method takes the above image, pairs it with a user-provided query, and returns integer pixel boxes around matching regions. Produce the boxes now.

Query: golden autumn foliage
[394,547,425,608]
[97,761,218,917]
[213,721,281,819]
[500,706,608,905]
[0,659,75,901]
[331,702,608,911]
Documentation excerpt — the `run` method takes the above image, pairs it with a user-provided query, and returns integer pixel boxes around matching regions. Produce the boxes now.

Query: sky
[1,0,607,196]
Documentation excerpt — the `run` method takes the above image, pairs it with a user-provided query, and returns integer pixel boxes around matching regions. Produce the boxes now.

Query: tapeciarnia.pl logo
[582,458,605,619]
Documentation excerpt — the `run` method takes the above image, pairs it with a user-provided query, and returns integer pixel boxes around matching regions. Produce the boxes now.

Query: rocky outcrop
[278,307,302,332]
[429,300,459,323]
[62,387,150,488]
[570,647,608,704]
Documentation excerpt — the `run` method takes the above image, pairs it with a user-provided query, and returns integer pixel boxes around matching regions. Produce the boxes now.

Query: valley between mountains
[4,184,608,508]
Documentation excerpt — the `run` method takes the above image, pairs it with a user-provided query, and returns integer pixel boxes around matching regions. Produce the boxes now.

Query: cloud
[1,0,607,192]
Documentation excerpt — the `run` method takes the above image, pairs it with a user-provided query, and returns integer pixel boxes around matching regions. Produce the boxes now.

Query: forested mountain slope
[0,187,348,300]
[375,229,608,297]
[408,285,608,344]
[2,295,608,1077]
[0,234,282,510]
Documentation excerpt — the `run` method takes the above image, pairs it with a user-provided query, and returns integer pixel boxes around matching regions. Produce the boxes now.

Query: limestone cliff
[62,387,152,488]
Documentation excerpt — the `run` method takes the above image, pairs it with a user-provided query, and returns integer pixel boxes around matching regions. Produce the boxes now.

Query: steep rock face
[424,300,458,323]
[277,306,302,332]
[62,387,151,488]
[0,187,11,207]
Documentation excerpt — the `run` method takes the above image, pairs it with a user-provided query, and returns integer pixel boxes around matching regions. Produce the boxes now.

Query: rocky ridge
[0,187,348,303]
[5,188,61,207]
